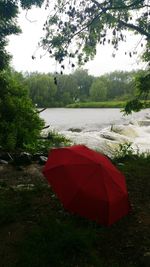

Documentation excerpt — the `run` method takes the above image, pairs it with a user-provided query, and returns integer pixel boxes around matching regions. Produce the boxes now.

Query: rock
[138,120,150,126]
[32,153,42,161]
[141,252,150,267]
[14,152,32,165]
[0,152,13,162]
[118,163,125,166]
[145,114,150,119]
[39,156,48,165]
[32,153,48,161]
[111,125,139,138]
[0,159,8,164]
[100,132,128,142]
[68,128,82,132]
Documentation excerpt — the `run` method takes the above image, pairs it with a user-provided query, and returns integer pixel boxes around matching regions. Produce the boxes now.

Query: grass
[66,100,150,108]
[66,101,126,108]
[0,156,150,267]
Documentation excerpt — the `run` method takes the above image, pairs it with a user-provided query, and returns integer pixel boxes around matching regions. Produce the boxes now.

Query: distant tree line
[17,69,149,108]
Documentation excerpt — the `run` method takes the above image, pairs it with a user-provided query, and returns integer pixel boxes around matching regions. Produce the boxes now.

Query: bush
[0,70,44,150]
[24,130,71,154]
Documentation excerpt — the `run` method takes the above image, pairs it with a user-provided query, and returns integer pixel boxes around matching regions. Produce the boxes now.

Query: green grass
[0,155,150,267]
[66,101,126,108]
[66,100,150,108]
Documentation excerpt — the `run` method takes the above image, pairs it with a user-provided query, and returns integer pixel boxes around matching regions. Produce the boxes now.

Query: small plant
[24,130,71,154]
[47,130,71,147]
[115,142,134,159]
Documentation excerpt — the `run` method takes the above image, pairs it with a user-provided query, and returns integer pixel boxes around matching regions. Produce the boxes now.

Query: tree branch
[42,125,50,130]
[91,0,150,40]
[117,19,150,40]
[70,9,106,40]
[37,107,47,113]
[25,11,37,23]
[92,0,147,10]
[69,1,150,42]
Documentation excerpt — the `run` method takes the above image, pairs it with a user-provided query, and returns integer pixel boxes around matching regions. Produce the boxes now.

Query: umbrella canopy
[43,145,131,225]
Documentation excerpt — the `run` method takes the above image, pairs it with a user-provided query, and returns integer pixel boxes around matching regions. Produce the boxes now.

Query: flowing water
[40,108,150,157]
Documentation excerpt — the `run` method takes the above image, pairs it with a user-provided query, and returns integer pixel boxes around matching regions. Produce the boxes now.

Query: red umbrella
[43,145,131,225]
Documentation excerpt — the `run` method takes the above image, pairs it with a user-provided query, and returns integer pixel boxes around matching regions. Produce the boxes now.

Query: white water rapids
[40,108,150,158]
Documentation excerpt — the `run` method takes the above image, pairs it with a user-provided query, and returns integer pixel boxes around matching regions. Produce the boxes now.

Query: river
[40,108,150,157]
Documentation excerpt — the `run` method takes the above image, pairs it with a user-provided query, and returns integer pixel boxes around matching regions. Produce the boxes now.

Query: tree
[0,69,44,150]
[124,70,150,114]
[0,0,20,70]
[56,74,79,105]
[0,0,45,150]
[72,69,94,101]
[25,72,57,107]
[90,78,107,101]
[0,0,45,70]
[102,71,135,100]
[40,0,150,112]
[41,0,150,65]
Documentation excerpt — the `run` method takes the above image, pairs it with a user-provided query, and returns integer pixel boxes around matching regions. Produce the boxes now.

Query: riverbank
[66,100,150,109]
[0,155,150,267]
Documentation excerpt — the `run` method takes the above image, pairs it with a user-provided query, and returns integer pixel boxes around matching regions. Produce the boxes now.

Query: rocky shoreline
[0,151,48,166]
[0,151,49,190]
[0,161,47,190]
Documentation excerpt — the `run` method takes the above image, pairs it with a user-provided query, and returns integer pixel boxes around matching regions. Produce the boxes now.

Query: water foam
[60,114,150,157]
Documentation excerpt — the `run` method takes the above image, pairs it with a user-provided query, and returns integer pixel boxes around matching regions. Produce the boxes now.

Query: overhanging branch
[92,0,148,10]
[91,0,150,40]
[69,3,150,43]
[117,19,150,40]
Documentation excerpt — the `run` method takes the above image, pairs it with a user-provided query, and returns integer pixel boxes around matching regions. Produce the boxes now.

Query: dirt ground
[0,161,150,267]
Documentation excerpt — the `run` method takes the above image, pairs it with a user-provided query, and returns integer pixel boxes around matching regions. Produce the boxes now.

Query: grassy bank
[66,101,125,108]
[0,155,150,267]
[66,100,150,108]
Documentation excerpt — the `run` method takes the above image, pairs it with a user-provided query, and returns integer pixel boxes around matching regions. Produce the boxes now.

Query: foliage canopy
[41,0,150,66]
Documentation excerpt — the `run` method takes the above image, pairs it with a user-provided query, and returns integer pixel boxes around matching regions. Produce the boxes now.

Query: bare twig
[25,10,37,23]
[42,125,50,130]
[37,108,47,113]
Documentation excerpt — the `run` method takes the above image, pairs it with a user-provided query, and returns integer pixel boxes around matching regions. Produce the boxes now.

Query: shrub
[0,70,44,150]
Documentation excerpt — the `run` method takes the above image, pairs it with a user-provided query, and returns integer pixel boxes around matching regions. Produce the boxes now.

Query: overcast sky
[7,6,146,77]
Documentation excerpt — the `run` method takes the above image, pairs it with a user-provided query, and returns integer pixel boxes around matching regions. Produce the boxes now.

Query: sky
[7,5,146,77]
